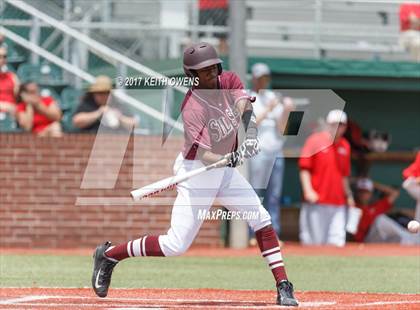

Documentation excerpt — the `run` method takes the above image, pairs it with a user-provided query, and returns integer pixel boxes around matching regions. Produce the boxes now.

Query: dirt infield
[0,288,419,309]
[1,242,419,257]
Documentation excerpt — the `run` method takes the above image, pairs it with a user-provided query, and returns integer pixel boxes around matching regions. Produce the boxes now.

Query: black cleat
[92,241,118,298]
[276,280,299,306]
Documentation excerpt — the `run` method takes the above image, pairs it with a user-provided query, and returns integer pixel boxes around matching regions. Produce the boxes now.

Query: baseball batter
[91,42,298,306]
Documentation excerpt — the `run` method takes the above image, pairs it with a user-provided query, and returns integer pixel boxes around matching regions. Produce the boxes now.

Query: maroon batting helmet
[183,42,223,77]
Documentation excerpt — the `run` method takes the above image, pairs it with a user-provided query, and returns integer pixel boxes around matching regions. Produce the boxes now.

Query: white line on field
[2,294,419,309]
[0,295,335,307]
[0,295,50,304]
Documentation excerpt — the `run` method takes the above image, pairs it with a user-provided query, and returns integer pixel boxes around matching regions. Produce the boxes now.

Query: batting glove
[224,150,244,168]
[240,137,260,159]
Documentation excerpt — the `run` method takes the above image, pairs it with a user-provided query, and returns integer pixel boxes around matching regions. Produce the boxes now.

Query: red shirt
[0,71,17,108]
[400,3,420,31]
[403,151,420,179]
[16,96,56,133]
[181,71,251,160]
[354,198,392,242]
[199,0,228,10]
[299,131,351,206]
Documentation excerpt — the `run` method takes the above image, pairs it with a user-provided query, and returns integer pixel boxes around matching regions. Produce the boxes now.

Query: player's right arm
[197,148,223,165]
[299,136,319,203]
[73,106,106,129]
[16,103,34,131]
[197,147,243,167]
[300,170,319,203]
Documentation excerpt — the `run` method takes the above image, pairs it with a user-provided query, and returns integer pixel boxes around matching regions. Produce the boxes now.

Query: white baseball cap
[252,63,271,79]
[326,109,347,124]
[357,178,374,192]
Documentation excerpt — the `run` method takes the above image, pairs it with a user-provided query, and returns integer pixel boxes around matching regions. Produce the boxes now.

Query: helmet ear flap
[217,64,222,75]
[190,69,198,77]
[184,67,196,78]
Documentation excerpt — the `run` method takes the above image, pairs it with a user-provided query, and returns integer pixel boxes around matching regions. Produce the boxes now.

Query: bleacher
[246,0,409,60]
[1,0,418,135]
[5,0,413,62]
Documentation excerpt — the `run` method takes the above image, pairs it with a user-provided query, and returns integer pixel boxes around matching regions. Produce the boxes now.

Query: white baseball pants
[158,153,272,256]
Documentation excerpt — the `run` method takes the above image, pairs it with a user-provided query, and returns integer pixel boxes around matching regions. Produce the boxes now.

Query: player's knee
[249,206,271,232]
[165,242,190,256]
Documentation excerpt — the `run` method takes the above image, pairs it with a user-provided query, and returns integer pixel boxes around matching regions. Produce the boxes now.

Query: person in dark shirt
[72,75,137,133]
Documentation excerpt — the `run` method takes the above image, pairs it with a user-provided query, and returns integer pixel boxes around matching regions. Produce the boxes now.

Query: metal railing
[3,0,185,133]
[2,0,414,61]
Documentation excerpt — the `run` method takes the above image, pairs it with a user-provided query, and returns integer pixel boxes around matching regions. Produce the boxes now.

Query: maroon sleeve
[222,72,252,104]
[182,105,212,151]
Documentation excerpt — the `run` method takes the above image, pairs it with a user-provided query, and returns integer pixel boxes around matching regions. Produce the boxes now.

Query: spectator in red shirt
[0,46,20,116]
[399,3,420,61]
[355,178,419,245]
[402,151,420,222]
[299,109,354,247]
[16,82,63,137]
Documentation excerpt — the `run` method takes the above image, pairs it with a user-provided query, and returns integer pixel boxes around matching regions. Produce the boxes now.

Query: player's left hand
[240,138,260,159]
[224,150,244,168]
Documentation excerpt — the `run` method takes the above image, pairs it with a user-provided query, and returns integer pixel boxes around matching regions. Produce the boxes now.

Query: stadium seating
[60,87,82,112]
[39,86,61,104]
[0,112,21,132]
[4,42,25,66]
[17,62,64,86]
[59,87,83,132]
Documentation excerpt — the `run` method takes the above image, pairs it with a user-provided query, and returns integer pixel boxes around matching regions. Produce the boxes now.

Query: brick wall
[0,134,222,248]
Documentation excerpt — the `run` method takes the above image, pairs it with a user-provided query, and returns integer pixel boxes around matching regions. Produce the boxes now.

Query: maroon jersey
[181,71,251,160]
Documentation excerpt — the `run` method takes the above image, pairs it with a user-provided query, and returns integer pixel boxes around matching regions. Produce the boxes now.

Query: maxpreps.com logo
[197,209,260,221]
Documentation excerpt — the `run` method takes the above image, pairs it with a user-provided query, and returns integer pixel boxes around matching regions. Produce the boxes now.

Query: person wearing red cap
[91,42,298,307]
[299,109,353,247]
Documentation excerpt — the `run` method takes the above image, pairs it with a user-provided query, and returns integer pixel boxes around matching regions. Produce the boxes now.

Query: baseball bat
[130,158,228,200]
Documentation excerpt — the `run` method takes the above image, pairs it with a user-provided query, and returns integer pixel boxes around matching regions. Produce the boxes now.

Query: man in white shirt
[249,63,294,238]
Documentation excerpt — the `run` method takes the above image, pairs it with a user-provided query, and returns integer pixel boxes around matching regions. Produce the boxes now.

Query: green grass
[1,255,419,293]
